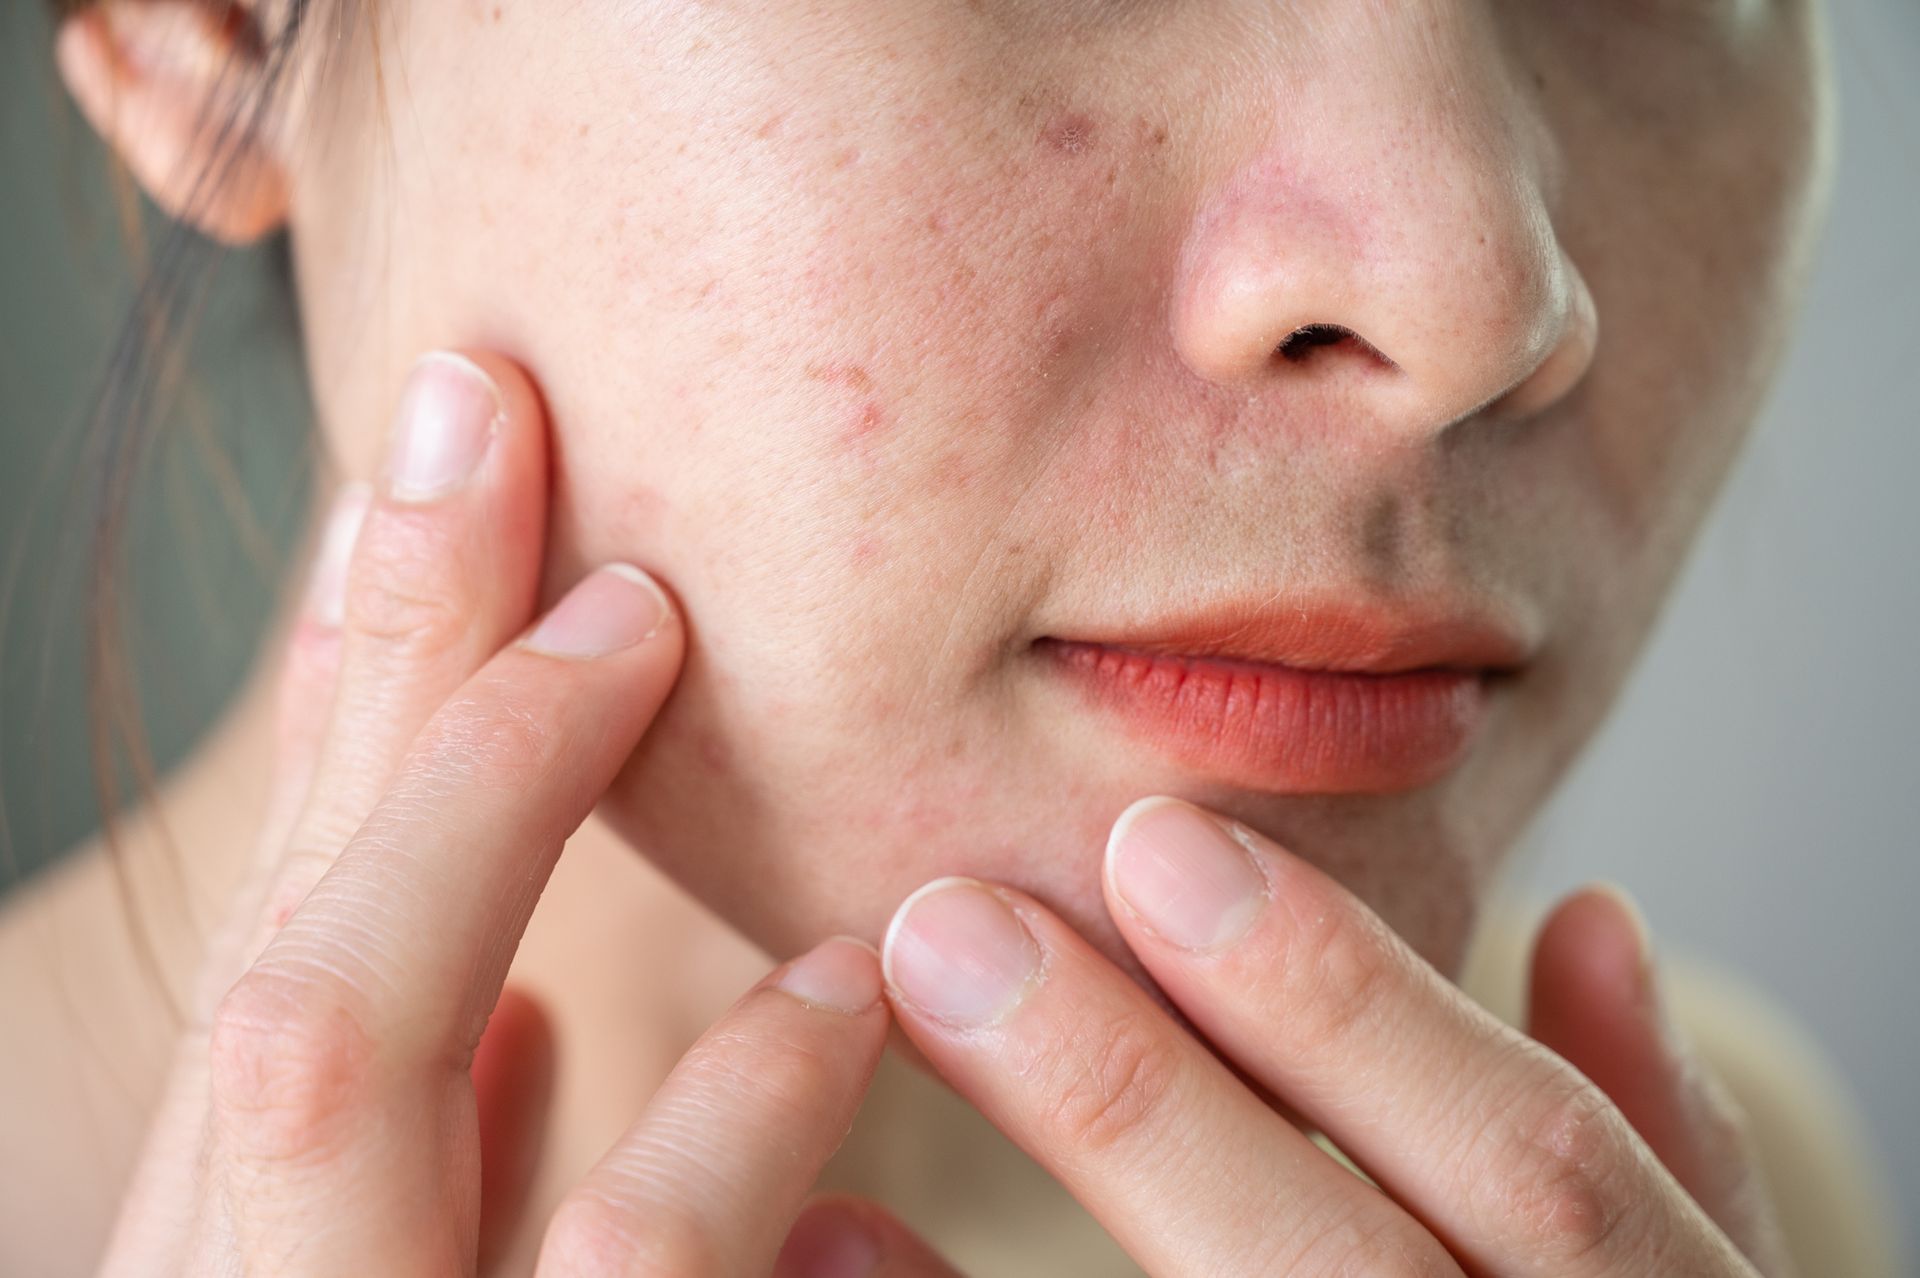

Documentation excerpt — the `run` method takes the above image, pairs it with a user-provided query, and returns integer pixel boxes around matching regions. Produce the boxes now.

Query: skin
[275,0,1834,976]
[9,0,1883,1272]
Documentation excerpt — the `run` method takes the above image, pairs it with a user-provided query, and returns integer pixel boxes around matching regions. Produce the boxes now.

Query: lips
[1036,596,1533,794]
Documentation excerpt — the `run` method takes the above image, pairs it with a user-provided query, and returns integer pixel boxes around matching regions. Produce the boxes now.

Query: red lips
[1038,596,1532,794]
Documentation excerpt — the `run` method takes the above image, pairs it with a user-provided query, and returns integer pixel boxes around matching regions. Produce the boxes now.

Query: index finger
[1101,796,1754,1276]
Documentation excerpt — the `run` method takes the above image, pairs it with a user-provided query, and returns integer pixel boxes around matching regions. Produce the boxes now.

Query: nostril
[1274,323,1354,363]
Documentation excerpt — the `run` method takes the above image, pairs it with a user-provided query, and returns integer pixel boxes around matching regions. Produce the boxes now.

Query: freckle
[930,449,974,491]
[755,110,786,139]
[926,211,947,234]
[832,145,862,169]
[491,5,502,20]
[804,361,876,393]
[1042,111,1097,156]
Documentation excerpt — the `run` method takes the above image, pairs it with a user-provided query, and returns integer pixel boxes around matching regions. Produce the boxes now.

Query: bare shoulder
[1462,893,1912,1278]
[0,692,270,1277]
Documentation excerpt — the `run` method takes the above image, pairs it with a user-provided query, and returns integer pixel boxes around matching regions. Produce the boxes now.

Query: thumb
[1526,884,1793,1276]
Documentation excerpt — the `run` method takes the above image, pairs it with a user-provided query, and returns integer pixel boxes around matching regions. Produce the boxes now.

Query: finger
[1102,796,1753,1277]
[259,349,550,929]
[538,939,891,1278]
[881,878,1464,1277]
[1528,886,1790,1273]
[775,1197,966,1278]
[205,563,680,1271]
[262,482,370,853]
[474,985,557,1276]
[191,483,370,1018]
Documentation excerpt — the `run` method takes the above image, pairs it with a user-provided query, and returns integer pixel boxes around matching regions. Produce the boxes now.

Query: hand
[872,797,1795,1277]
[95,350,938,1277]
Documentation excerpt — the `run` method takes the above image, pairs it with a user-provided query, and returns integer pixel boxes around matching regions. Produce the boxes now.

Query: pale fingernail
[774,1205,878,1278]
[883,877,1041,1028]
[1106,796,1269,952]
[384,352,502,502]
[775,937,883,1015]
[519,564,673,658]
[304,482,371,628]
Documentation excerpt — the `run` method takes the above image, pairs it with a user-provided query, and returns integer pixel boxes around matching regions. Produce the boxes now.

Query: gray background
[3,0,1914,1261]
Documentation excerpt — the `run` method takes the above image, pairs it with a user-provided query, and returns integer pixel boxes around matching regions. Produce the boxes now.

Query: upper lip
[1043,592,1537,676]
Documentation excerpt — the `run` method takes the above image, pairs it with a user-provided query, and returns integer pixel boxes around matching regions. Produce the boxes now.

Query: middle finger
[881,877,1464,1277]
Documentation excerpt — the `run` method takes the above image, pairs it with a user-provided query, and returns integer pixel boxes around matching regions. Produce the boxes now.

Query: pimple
[1041,111,1098,156]
[844,399,888,448]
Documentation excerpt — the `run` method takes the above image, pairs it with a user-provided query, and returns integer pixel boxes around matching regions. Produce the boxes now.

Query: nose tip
[1172,190,1599,440]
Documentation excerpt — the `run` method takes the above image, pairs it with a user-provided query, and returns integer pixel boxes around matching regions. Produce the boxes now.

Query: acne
[1041,110,1099,157]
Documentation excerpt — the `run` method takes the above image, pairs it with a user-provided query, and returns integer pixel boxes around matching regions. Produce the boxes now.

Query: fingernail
[304,482,371,628]
[775,937,883,1015]
[519,563,673,658]
[883,877,1041,1028]
[1106,797,1269,952]
[774,1205,878,1278]
[384,352,502,502]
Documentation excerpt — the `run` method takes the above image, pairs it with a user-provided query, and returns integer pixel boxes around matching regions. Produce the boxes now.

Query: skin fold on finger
[204,565,682,1272]
[1099,796,1753,1277]
[536,938,891,1278]
[1528,886,1792,1274]
[774,1196,966,1278]
[881,877,1465,1278]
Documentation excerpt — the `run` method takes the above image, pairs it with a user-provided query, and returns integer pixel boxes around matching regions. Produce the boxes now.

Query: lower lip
[1038,639,1494,794]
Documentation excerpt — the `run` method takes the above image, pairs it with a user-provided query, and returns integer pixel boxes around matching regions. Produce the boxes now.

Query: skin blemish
[804,361,876,394]
[849,533,888,570]
[1042,111,1098,156]
[755,111,786,139]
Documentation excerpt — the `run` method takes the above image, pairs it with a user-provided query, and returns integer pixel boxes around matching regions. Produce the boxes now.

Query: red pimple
[1042,111,1098,156]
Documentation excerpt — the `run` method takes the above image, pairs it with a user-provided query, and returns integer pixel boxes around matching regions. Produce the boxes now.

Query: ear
[54,1,291,245]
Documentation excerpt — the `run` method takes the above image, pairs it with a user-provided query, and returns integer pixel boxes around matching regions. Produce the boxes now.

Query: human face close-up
[288,0,1835,980]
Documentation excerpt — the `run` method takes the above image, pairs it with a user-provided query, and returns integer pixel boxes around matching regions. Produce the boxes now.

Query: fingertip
[774,936,885,1016]
[774,1198,880,1278]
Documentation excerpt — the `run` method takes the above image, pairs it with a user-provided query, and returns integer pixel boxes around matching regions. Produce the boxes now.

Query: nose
[1170,7,1598,438]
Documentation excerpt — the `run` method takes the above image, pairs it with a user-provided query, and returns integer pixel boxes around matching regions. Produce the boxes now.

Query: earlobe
[54,1,291,246]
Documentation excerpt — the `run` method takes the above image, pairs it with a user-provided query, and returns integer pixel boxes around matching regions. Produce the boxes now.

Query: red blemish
[755,111,787,139]
[695,728,734,776]
[845,399,887,444]
[619,484,669,539]
[849,533,887,569]
[1042,111,1097,156]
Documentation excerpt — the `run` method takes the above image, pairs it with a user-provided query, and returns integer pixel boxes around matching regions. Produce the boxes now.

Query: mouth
[1034,594,1533,795]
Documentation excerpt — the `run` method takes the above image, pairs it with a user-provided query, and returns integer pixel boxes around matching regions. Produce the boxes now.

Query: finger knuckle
[541,1192,717,1278]
[1277,889,1401,1062]
[1494,1070,1641,1266]
[207,969,377,1168]
[343,516,473,657]
[1037,1007,1181,1154]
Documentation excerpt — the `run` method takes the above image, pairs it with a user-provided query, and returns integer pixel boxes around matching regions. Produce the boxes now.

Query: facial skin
[281,0,1833,980]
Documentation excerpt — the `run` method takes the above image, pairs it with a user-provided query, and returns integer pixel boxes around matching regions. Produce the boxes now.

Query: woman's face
[289,0,1833,976]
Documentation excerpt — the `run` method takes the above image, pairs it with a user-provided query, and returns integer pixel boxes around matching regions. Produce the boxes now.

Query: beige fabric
[815,891,1911,1277]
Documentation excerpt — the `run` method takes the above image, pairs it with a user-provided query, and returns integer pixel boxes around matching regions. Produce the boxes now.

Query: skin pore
[10,0,1873,1272]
